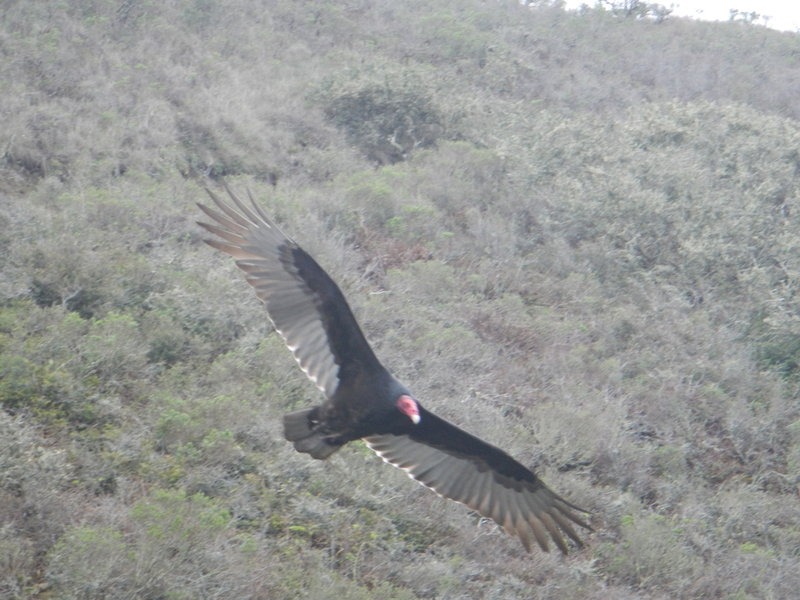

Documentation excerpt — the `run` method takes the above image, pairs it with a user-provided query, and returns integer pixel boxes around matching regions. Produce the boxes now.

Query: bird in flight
[197,184,591,553]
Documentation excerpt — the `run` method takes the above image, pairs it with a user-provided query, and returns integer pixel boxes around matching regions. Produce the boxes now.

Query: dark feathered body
[198,184,591,554]
[284,369,413,458]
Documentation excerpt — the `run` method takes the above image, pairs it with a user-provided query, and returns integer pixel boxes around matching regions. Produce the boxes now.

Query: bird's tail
[283,408,342,460]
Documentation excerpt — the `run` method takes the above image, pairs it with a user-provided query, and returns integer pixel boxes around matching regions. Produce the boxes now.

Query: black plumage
[197,184,591,553]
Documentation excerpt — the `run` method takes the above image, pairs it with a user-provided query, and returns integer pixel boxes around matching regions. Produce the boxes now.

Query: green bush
[317,77,444,164]
[597,514,701,593]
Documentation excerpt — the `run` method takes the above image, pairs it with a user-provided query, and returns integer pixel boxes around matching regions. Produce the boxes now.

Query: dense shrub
[317,77,445,164]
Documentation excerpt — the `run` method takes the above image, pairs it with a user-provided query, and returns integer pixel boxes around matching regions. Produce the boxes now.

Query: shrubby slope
[1,1,799,598]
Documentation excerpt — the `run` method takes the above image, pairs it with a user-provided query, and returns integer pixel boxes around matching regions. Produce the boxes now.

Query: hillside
[1,1,799,599]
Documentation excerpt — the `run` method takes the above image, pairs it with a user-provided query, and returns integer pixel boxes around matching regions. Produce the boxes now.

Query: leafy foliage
[317,77,445,164]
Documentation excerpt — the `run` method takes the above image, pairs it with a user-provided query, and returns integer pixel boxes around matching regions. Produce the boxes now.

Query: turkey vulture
[197,184,591,553]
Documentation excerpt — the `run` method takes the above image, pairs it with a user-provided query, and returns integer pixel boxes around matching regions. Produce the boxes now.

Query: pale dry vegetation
[1,1,799,599]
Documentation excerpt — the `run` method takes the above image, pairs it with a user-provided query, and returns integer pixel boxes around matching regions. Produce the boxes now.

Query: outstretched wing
[197,184,384,399]
[365,409,591,553]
